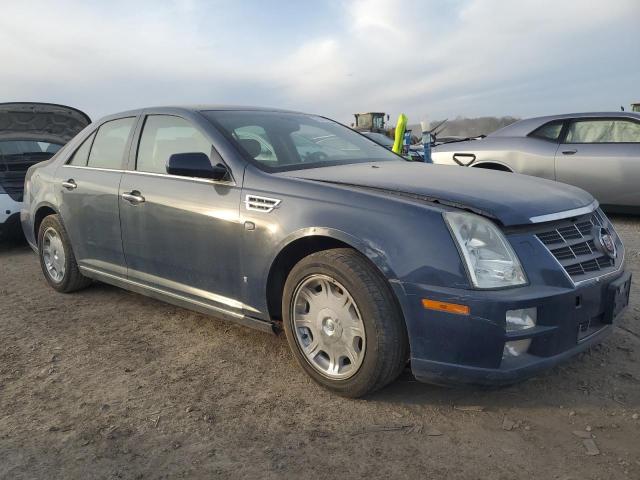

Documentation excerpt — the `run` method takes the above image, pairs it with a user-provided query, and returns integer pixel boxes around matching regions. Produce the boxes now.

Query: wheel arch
[471,161,513,172]
[33,203,59,240]
[265,229,400,322]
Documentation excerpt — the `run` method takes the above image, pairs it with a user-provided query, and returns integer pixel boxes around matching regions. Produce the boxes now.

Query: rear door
[58,117,136,277]
[118,114,245,314]
[556,117,640,207]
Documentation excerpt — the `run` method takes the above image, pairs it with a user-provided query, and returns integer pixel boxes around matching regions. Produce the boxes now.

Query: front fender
[270,226,398,280]
[240,167,470,318]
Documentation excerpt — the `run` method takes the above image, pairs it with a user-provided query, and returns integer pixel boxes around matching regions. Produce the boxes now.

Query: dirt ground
[0,217,639,480]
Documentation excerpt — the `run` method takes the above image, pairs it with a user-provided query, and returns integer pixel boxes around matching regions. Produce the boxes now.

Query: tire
[282,248,408,398]
[37,214,91,293]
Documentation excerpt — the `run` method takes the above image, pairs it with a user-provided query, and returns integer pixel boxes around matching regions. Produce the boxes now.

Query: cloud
[0,0,638,123]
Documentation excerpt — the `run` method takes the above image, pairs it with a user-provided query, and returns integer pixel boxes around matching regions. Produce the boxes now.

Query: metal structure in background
[353,112,388,133]
[421,120,432,163]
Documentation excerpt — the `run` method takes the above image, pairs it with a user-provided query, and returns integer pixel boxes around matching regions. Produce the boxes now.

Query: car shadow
[0,233,30,254]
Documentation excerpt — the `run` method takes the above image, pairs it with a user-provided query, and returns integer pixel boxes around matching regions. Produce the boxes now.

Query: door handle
[452,153,476,166]
[62,179,77,190]
[122,191,145,205]
[562,149,577,155]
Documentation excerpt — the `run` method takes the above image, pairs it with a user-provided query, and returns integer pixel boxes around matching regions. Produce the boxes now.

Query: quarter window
[87,118,135,169]
[67,132,96,166]
[529,121,564,142]
[137,115,212,174]
[565,119,640,143]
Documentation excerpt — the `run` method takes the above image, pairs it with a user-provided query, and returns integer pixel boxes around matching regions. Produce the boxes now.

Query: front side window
[565,119,640,143]
[233,126,277,163]
[68,132,96,166]
[529,121,564,142]
[204,111,401,172]
[137,115,212,174]
[87,117,135,169]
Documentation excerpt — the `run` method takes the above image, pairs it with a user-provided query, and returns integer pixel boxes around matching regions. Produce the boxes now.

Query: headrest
[238,138,262,159]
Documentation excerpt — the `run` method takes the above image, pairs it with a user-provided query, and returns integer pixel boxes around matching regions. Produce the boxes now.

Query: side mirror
[166,152,229,181]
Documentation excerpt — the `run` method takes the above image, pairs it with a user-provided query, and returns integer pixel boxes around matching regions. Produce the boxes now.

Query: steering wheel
[306,151,329,163]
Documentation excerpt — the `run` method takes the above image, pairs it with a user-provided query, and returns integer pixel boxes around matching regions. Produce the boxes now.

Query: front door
[118,114,245,314]
[58,117,136,277]
[556,117,640,207]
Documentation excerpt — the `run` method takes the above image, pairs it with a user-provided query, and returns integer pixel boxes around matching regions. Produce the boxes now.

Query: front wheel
[282,248,408,398]
[38,214,91,293]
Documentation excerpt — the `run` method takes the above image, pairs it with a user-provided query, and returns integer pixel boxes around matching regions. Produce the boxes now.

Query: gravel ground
[0,216,639,479]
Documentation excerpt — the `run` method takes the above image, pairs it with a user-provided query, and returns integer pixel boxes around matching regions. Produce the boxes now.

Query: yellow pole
[392,113,407,155]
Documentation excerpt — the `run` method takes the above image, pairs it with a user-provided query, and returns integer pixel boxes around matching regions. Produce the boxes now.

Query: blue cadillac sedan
[21,106,631,397]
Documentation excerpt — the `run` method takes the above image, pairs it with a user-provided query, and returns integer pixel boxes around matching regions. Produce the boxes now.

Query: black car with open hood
[0,102,90,237]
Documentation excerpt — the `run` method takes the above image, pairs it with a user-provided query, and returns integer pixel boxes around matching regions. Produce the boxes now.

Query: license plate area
[603,272,632,324]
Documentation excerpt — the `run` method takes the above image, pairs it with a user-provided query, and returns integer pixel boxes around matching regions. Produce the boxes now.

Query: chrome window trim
[125,169,236,187]
[529,200,599,224]
[60,164,236,186]
[61,165,125,173]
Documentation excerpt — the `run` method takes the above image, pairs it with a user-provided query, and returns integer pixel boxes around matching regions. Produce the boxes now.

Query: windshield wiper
[438,135,486,145]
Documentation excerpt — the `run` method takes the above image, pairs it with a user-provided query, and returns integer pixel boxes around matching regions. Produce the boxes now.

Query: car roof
[93,105,306,126]
[490,111,640,137]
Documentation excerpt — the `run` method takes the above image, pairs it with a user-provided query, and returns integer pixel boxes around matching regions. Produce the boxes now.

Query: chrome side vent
[244,195,281,213]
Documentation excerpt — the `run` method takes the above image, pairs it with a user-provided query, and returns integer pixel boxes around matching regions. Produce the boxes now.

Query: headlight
[444,211,527,289]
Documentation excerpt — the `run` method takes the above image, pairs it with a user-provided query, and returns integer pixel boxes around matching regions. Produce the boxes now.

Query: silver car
[431,112,640,212]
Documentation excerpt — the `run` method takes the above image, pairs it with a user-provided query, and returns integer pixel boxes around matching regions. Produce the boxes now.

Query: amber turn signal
[422,299,470,316]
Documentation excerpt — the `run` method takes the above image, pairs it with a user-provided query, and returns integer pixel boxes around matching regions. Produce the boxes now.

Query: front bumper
[399,270,632,386]
[1,193,23,238]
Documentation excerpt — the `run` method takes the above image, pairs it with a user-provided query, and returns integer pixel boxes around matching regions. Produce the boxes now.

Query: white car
[431,112,640,213]
[0,103,90,239]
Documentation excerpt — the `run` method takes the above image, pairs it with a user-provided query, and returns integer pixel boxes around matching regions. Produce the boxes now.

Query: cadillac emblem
[594,227,617,259]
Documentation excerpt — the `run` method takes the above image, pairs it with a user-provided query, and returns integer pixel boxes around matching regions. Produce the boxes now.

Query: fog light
[503,339,532,357]
[503,308,536,358]
[506,308,537,332]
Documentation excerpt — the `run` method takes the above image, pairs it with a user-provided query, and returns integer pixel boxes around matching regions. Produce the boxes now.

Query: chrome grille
[536,210,616,281]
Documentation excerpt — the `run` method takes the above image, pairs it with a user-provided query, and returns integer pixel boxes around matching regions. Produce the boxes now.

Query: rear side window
[565,119,640,143]
[137,115,211,174]
[68,132,96,166]
[529,121,564,142]
[87,117,135,169]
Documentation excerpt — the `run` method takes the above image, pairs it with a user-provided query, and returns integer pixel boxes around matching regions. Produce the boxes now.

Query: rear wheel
[38,214,91,293]
[282,248,408,398]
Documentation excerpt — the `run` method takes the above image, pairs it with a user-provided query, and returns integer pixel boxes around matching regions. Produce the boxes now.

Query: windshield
[363,132,394,148]
[0,140,63,156]
[203,111,402,172]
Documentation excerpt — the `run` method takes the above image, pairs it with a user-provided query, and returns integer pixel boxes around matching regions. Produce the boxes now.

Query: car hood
[279,162,595,226]
[0,102,91,144]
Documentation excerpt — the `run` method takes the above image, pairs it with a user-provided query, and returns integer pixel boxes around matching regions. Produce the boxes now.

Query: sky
[2,0,639,124]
